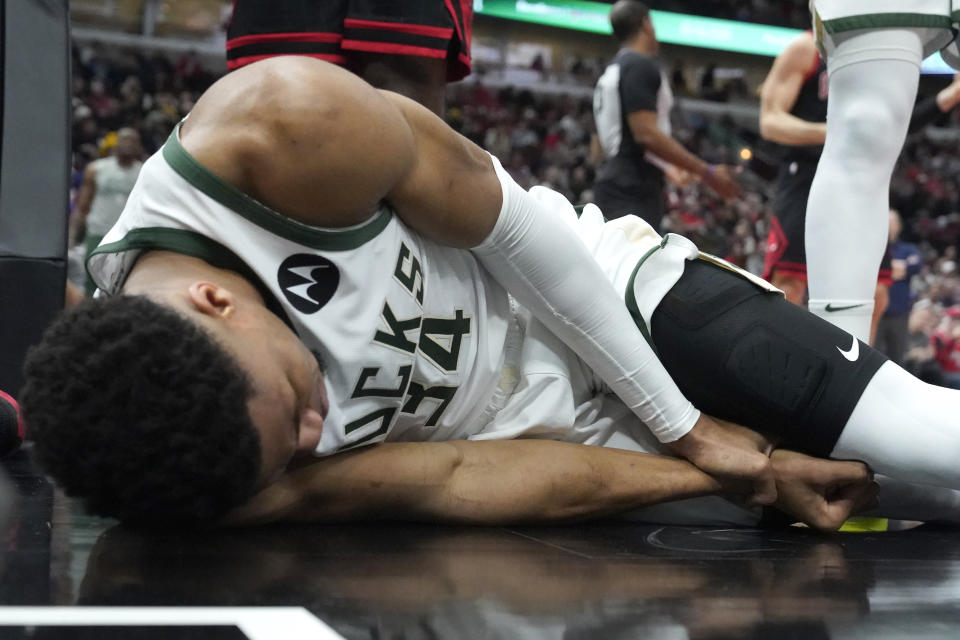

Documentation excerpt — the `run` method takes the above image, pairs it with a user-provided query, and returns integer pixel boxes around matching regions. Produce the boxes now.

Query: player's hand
[769,449,878,532]
[665,164,698,187]
[667,414,777,506]
[703,164,741,199]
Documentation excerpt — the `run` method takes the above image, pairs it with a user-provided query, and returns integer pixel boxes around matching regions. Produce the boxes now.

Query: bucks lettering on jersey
[88,124,513,456]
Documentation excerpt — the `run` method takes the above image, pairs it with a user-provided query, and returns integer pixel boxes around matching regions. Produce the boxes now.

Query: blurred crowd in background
[654,0,811,29]
[70,38,960,387]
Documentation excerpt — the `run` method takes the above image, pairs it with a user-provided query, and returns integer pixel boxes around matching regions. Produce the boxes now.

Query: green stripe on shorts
[822,13,952,34]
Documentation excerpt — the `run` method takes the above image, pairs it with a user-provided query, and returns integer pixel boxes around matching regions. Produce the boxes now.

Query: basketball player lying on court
[22,58,960,531]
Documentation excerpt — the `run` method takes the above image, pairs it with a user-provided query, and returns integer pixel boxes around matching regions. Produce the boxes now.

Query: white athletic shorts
[811,0,960,70]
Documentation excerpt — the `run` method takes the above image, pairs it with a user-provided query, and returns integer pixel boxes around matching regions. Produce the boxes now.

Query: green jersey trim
[624,235,671,352]
[87,227,296,331]
[161,123,392,251]
[821,13,952,35]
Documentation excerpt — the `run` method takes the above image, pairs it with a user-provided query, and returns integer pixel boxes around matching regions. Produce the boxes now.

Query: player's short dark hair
[609,0,651,43]
[21,295,261,526]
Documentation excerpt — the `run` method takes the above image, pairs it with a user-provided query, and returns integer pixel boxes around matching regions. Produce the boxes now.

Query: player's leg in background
[805,29,923,342]
[763,216,807,306]
[870,282,889,346]
[875,312,909,366]
[763,171,811,307]
[870,247,893,346]
[770,273,805,306]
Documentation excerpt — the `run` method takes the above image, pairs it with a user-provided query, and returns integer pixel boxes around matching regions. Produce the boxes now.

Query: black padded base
[651,259,887,456]
[0,257,65,395]
[0,391,21,456]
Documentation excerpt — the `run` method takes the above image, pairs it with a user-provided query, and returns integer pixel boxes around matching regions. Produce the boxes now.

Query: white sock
[806,30,921,344]
[832,361,960,489]
[807,299,874,344]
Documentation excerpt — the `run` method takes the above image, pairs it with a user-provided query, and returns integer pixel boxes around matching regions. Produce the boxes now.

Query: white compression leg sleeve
[832,361,960,490]
[859,474,960,526]
[473,158,699,442]
[806,29,922,343]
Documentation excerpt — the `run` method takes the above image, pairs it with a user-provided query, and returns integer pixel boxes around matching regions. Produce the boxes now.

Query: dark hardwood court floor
[2,447,960,639]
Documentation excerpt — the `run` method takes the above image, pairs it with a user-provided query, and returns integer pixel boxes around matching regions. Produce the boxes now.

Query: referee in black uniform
[592,0,740,228]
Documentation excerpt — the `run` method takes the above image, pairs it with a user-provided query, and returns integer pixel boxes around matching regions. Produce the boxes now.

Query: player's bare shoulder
[180,57,415,229]
[783,31,818,67]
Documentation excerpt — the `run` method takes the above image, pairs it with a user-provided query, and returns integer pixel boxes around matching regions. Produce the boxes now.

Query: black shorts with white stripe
[226,0,473,81]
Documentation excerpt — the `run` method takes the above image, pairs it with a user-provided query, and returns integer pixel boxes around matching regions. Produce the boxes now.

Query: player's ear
[187,281,237,319]
[296,407,324,455]
[644,14,655,37]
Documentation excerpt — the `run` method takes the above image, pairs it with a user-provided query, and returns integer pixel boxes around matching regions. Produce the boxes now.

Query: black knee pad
[725,323,829,419]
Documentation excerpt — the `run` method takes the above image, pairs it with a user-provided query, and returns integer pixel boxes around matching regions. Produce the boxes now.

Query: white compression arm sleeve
[472,157,700,442]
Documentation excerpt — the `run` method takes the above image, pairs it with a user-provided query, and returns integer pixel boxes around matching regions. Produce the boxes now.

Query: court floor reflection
[69,521,960,639]
[3,449,960,639]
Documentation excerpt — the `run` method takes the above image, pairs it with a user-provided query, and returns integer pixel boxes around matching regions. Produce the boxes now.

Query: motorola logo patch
[277,254,340,314]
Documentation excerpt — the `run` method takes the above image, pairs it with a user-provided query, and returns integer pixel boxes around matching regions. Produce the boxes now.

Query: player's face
[220,306,328,488]
[115,128,141,160]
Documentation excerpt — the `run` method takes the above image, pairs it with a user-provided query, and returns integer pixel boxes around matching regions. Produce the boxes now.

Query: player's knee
[830,98,907,164]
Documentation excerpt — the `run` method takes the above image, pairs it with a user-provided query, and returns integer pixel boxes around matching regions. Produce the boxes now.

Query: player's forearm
[68,210,87,246]
[759,111,826,146]
[907,87,960,134]
[73,196,93,229]
[436,440,724,523]
[937,80,960,112]
[589,133,604,166]
[226,440,724,526]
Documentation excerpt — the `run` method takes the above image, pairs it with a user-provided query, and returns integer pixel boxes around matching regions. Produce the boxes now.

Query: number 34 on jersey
[343,241,472,448]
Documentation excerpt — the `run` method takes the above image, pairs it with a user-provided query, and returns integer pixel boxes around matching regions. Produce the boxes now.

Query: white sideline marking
[0,607,344,639]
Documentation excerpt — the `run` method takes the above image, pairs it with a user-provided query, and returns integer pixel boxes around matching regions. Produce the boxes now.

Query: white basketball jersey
[88,126,514,455]
[86,156,143,236]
